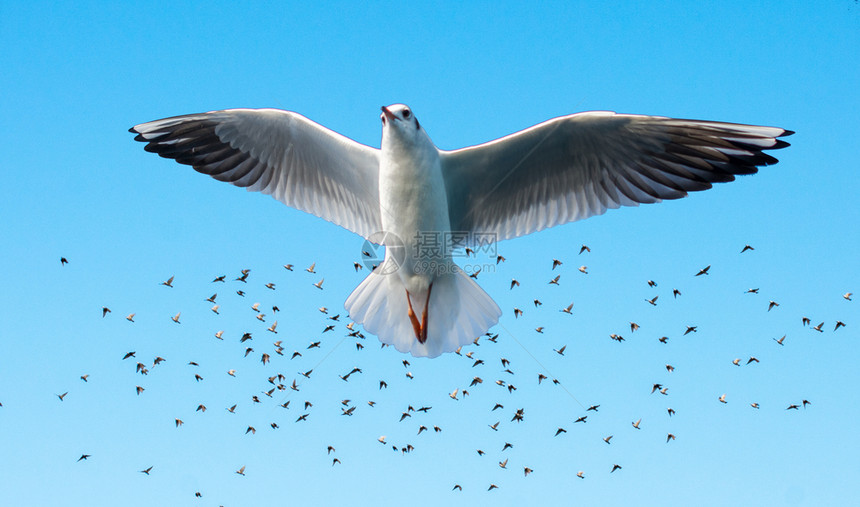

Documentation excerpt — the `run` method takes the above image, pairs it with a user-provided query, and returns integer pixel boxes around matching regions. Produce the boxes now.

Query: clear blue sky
[1,2,857,505]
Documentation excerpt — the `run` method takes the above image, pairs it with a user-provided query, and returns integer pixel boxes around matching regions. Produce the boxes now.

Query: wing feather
[441,112,792,245]
[131,108,382,240]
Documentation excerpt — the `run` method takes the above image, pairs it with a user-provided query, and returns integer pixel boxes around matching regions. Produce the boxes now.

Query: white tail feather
[345,263,501,358]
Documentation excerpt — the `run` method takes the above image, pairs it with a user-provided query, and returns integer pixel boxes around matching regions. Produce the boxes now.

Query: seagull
[132,105,791,357]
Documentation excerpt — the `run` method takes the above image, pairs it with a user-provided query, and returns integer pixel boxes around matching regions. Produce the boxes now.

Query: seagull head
[380,104,421,131]
[380,104,431,155]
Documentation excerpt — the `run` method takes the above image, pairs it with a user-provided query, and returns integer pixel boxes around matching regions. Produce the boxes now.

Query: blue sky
[1,1,857,505]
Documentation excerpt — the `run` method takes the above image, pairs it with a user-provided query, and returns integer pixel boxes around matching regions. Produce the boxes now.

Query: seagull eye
[403,109,411,119]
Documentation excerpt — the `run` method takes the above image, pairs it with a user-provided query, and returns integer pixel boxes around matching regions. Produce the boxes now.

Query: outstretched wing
[131,108,382,240]
[441,111,792,246]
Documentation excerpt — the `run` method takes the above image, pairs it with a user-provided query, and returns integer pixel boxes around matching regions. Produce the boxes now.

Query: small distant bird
[802,317,811,326]
[646,296,658,306]
[265,282,276,290]
[227,369,236,377]
[579,245,590,254]
[161,276,174,287]
[212,275,225,282]
[136,386,144,395]
[477,449,485,456]
[549,274,561,284]
[449,388,459,400]
[524,467,533,477]
[732,358,741,366]
[535,326,544,333]
[786,404,799,410]
[267,321,278,334]
[768,300,779,311]
[576,471,585,479]
[195,492,201,498]
[283,264,294,271]
[684,326,697,335]
[140,466,153,475]
[741,245,754,253]
[802,399,811,408]
[80,374,89,382]
[611,464,622,473]
[488,484,499,491]
[171,312,181,324]
[554,345,566,356]
[603,435,613,444]
[210,305,219,314]
[574,416,587,423]
[630,322,640,332]
[578,266,588,274]
[844,292,853,301]
[747,356,759,364]
[667,408,675,416]
[666,364,674,372]
[378,436,386,444]
[77,454,90,462]
[718,394,727,404]
[498,459,508,469]
[745,288,759,294]
[632,418,641,429]
[552,259,563,269]
[102,307,111,317]
[695,265,710,276]
[510,279,520,289]
[332,458,341,466]
[812,322,824,332]
[667,433,676,443]
[773,335,785,346]
[126,313,135,322]
[560,302,574,314]
[496,255,506,264]
[751,403,760,409]
[57,392,68,401]
[453,484,462,491]
[123,351,135,360]
[658,336,669,344]
[835,321,846,331]
[513,308,523,318]
[236,466,245,476]
[175,418,183,427]
[673,288,681,298]
[313,278,324,290]
[587,405,599,412]
[60,257,69,265]
[489,421,500,431]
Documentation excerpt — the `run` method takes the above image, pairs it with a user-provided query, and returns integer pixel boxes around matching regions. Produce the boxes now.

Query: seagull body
[132,105,791,357]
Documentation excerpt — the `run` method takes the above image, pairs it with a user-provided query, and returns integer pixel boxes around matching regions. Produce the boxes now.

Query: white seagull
[131,104,791,357]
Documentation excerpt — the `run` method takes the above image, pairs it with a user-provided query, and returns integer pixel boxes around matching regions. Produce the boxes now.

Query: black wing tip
[780,129,795,137]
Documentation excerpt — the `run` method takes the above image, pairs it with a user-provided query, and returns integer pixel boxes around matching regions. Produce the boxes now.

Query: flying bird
[132,105,790,357]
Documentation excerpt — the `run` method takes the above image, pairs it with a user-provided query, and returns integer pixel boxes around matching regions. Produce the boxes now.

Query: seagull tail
[345,262,501,358]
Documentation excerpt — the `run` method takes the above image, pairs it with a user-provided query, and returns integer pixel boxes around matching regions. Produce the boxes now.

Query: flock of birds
[36,245,853,500]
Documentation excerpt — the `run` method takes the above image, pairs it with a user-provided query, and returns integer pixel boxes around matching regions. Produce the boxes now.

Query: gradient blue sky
[1,2,858,506]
